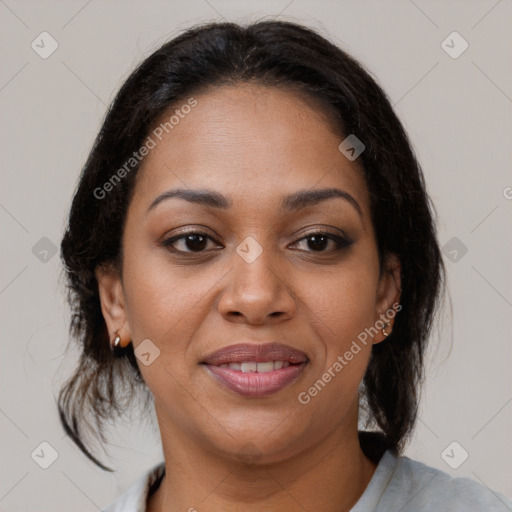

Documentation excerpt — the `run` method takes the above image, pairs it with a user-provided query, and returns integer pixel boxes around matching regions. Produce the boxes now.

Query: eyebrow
[147,187,362,217]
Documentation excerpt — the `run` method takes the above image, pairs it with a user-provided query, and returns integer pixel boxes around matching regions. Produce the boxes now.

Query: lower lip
[203,363,308,398]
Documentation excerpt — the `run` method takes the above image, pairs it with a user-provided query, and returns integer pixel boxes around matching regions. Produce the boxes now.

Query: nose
[217,245,296,325]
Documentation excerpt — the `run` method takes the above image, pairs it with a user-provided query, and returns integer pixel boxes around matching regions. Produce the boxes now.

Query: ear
[373,252,401,344]
[95,263,131,348]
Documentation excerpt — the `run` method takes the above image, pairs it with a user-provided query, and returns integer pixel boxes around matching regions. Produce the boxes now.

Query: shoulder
[377,452,512,511]
[102,462,165,512]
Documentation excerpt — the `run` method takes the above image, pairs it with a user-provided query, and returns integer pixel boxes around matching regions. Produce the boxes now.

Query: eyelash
[160,230,353,255]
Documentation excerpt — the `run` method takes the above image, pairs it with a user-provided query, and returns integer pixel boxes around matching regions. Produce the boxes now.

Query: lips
[201,342,309,366]
[201,342,309,398]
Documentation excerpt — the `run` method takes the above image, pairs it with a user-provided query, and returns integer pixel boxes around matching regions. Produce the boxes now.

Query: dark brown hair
[58,19,445,471]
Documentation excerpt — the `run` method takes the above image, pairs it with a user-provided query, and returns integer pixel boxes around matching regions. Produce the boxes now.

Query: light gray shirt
[102,451,512,511]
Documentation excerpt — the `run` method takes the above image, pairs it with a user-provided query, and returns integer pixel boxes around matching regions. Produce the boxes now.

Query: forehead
[132,83,369,216]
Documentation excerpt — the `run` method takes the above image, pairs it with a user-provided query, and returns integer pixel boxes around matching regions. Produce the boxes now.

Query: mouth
[200,342,309,398]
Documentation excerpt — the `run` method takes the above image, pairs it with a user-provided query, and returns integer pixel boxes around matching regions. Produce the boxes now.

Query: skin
[96,83,401,512]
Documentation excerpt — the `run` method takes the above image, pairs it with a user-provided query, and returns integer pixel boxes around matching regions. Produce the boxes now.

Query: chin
[202,415,314,466]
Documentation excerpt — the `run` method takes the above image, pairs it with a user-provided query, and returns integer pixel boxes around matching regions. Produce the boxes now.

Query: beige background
[1,0,511,510]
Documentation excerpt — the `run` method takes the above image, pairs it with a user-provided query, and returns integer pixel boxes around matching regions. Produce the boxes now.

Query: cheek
[307,259,380,344]
[120,255,211,404]
[121,242,228,356]
[299,279,375,419]
[301,250,380,399]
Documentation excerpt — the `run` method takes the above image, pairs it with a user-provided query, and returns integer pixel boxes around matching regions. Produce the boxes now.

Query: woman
[58,20,511,511]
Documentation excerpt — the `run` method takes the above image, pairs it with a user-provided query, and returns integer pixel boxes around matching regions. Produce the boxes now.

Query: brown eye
[291,232,353,253]
[161,232,218,253]
[306,234,330,251]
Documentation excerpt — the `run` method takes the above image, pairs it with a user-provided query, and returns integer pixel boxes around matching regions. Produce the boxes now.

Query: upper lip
[201,342,309,366]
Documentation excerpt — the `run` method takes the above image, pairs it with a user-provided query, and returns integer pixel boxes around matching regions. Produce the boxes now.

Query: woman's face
[97,83,400,463]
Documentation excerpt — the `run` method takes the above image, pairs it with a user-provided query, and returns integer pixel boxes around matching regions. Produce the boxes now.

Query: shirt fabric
[102,451,512,511]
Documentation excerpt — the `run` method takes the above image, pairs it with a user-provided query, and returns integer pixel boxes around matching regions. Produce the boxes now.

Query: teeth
[224,361,291,372]
[254,361,274,373]
[240,362,257,373]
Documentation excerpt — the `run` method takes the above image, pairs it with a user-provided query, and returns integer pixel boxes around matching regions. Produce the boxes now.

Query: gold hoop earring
[382,322,392,337]
[111,332,124,356]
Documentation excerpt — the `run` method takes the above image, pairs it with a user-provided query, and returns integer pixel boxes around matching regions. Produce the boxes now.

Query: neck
[147,408,378,512]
